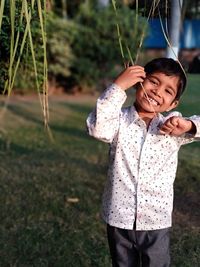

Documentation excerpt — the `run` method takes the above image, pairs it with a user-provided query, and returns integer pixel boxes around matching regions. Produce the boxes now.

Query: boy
[86,58,200,267]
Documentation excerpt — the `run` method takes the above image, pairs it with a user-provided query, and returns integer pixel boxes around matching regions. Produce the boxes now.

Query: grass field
[0,74,199,266]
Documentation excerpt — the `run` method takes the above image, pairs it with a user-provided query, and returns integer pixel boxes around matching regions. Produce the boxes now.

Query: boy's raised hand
[114,65,146,91]
[159,116,196,136]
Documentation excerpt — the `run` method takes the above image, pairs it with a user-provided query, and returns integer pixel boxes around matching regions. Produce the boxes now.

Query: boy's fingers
[168,116,179,126]
[127,66,145,72]
[134,74,146,80]
[159,127,172,134]
[114,65,146,90]
[129,69,145,74]
[137,78,145,84]
[159,117,180,135]
[162,117,179,128]
[127,64,143,68]
[130,70,146,78]
[130,69,145,74]
[159,130,168,135]
[162,122,176,130]
[159,122,175,134]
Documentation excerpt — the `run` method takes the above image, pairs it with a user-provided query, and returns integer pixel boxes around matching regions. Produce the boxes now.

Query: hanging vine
[0,0,49,127]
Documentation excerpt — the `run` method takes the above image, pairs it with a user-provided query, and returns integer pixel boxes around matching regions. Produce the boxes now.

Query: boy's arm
[186,115,200,138]
[159,115,200,143]
[86,66,146,143]
[86,83,126,143]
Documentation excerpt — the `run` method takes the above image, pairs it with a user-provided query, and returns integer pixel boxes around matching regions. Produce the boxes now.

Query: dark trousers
[107,224,170,267]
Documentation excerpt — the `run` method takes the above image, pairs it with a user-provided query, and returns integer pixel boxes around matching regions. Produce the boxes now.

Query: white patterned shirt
[86,84,200,230]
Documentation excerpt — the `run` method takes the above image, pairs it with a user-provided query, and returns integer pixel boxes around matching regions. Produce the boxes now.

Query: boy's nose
[152,88,161,97]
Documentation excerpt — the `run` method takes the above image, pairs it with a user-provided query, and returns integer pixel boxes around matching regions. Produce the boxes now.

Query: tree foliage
[47,3,147,92]
[0,0,45,92]
[0,1,147,93]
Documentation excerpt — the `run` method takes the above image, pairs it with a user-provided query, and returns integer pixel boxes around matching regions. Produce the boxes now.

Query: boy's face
[135,72,179,115]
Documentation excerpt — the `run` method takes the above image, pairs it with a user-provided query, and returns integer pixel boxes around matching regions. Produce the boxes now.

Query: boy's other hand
[114,65,146,91]
[159,116,196,136]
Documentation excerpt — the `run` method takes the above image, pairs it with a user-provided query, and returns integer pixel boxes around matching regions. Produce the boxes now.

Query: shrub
[74,4,147,92]
[46,15,75,87]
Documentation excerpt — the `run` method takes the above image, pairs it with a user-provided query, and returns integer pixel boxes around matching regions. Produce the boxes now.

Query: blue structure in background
[144,19,200,49]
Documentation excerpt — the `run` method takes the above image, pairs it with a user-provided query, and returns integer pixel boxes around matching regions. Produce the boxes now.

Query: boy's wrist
[186,120,196,134]
[113,81,126,91]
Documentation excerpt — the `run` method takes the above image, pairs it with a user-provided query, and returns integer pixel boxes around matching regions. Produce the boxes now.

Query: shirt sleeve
[86,83,127,143]
[162,112,200,146]
[189,115,200,137]
[180,115,200,145]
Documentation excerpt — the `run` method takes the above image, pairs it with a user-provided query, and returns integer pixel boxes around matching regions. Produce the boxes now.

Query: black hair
[144,58,187,100]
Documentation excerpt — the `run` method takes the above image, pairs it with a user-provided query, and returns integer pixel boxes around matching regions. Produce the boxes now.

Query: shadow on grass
[50,123,90,140]
[6,102,92,142]
[59,102,93,116]
[3,140,106,177]
[10,142,33,154]
[7,104,44,126]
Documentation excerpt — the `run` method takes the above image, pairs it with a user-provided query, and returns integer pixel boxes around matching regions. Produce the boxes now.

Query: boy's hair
[144,58,187,100]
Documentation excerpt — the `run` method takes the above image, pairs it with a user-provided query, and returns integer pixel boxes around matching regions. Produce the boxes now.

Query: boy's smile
[135,72,180,119]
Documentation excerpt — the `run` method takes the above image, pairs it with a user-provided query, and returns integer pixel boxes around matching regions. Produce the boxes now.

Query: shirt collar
[128,105,163,127]
[128,105,140,124]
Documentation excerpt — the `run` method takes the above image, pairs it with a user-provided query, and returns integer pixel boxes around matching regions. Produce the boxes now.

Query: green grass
[0,74,199,266]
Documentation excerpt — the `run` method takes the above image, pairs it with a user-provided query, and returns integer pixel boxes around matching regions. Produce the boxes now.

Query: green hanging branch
[8,0,15,93]
[135,0,161,64]
[111,0,126,65]
[158,8,186,77]
[111,0,161,66]
[0,0,5,31]
[37,0,49,128]
[0,0,50,128]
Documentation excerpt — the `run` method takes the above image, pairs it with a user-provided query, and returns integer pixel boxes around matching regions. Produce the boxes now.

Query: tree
[61,0,67,18]
[166,0,183,59]
[98,0,109,7]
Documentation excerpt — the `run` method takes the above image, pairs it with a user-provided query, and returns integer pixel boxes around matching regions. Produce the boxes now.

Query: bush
[75,4,147,92]
[46,15,75,89]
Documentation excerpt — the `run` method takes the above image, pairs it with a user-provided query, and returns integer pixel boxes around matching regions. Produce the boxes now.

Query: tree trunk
[166,0,183,59]
[61,0,67,19]
[98,0,109,7]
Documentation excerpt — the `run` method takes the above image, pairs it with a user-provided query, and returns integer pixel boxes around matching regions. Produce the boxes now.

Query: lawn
[0,74,199,266]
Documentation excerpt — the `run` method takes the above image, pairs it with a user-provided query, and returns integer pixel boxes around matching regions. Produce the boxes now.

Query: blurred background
[0,1,199,266]
[1,0,200,95]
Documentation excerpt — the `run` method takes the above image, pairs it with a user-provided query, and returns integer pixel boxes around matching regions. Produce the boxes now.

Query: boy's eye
[166,89,173,95]
[148,78,158,85]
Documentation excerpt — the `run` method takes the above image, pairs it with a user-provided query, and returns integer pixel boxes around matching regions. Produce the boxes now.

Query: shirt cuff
[190,117,200,138]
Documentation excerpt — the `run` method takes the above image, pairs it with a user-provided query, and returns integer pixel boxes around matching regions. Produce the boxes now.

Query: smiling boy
[86,58,200,267]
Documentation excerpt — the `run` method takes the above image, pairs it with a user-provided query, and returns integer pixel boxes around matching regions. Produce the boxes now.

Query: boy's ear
[167,100,179,112]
